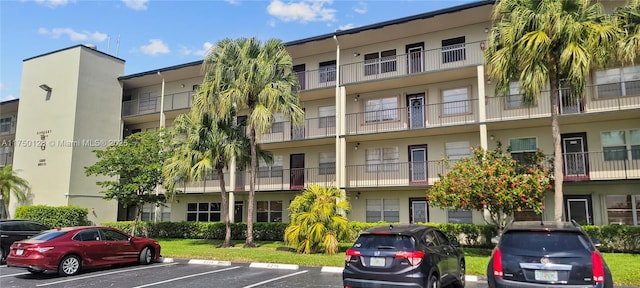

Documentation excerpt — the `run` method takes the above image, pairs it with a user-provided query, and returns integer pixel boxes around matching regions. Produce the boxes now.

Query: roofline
[118,60,203,81]
[285,0,495,47]
[0,98,19,105]
[23,44,125,63]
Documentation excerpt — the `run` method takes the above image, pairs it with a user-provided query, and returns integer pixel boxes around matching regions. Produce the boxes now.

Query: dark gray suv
[0,220,50,263]
[343,224,466,288]
[487,221,613,288]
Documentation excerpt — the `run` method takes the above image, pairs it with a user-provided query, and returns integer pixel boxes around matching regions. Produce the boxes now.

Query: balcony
[259,116,336,143]
[345,161,448,188]
[563,150,640,181]
[345,99,478,135]
[340,41,484,86]
[122,91,194,117]
[294,67,337,92]
[0,153,11,167]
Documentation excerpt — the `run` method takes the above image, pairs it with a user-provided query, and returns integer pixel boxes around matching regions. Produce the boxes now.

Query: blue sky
[0,0,477,102]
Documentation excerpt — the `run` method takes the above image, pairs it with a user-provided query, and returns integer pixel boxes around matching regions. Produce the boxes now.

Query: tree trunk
[132,205,141,236]
[217,168,231,248]
[0,194,8,219]
[244,127,257,248]
[549,73,565,222]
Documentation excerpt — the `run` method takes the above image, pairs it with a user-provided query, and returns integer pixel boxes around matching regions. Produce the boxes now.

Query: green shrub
[583,225,640,253]
[14,205,90,228]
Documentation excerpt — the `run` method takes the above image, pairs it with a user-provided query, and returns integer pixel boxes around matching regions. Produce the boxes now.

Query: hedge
[14,205,91,228]
[100,221,640,253]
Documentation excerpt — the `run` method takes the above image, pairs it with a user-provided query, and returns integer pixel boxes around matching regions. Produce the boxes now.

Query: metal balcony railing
[294,67,337,91]
[341,41,484,85]
[258,116,337,143]
[345,161,449,188]
[345,99,478,135]
[0,153,11,166]
[562,150,640,181]
[122,91,194,117]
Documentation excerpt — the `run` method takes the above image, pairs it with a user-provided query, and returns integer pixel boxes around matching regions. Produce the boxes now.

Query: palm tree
[200,37,304,247]
[615,0,640,63]
[284,185,351,255]
[0,165,30,219]
[485,0,618,221]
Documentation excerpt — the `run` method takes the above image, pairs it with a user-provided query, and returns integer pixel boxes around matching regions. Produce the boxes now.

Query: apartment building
[6,0,640,226]
[0,99,18,167]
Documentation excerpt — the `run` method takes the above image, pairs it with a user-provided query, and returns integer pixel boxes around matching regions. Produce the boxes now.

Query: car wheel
[139,247,152,265]
[58,255,81,276]
[427,273,440,288]
[453,261,466,288]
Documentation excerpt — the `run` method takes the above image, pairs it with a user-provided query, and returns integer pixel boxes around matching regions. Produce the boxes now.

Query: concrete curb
[177,258,483,282]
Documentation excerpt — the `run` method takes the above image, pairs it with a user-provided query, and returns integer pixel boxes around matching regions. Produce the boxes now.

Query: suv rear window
[31,231,67,241]
[354,234,414,250]
[500,231,591,252]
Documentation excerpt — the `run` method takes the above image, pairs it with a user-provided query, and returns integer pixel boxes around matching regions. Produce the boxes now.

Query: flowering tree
[427,145,552,233]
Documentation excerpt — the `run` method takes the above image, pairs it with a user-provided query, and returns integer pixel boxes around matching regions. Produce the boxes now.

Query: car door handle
[0,235,7,238]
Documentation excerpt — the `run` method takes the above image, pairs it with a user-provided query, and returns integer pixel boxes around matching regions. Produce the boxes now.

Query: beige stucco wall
[11,46,123,222]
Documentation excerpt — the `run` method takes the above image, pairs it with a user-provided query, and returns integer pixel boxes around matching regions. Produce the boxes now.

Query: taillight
[394,251,425,266]
[345,249,361,262]
[492,248,503,278]
[592,251,605,283]
[27,247,54,253]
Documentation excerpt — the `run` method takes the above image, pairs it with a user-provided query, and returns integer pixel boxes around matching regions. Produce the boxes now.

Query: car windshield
[354,234,414,250]
[500,231,591,252]
[31,231,68,241]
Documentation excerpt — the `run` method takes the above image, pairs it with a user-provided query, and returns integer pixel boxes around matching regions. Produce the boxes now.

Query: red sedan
[7,226,161,276]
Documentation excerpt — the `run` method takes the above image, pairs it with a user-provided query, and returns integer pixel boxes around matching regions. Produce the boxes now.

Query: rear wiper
[376,245,396,250]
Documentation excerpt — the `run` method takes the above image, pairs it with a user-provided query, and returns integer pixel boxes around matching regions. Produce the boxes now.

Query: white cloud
[225,0,240,5]
[194,42,214,57]
[267,0,335,23]
[338,23,356,31]
[122,0,148,10]
[38,27,108,42]
[354,1,367,14]
[0,83,4,90]
[268,19,277,27]
[140,39,170,56]
[33,0,74,8]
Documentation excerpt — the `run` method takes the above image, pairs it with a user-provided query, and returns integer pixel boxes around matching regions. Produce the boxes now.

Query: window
[364,49,397,76]
[257,200,282,222]
[442,88,470,115]
[186,202,221,222]
[510,137,537,164]
[505,81,535,109]
[258,155,283,178]
[448,209,472,224]
[606,195,639,225]
[319,60,336,83]
[366,147,399,172]
[0,117,10,133]
[602,129,640,161]
[271,113,285,133]
[364,97,398,123]
[442,36,466,63]
[318,106,335,128]
[366,199,400,222]
[73,229,101,242]
[102,229,130,241]
[319,152,335,175]
[595,65,640,98]
[140,203,171,222]
[445,141,471,162]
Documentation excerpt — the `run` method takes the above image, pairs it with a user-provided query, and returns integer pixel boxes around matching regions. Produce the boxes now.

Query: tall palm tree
[200,37,304,247]
[0,165,30,219]
[615,0,640,63]
[485,0,618,221]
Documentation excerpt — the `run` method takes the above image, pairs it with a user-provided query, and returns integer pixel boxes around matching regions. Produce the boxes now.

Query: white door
[408,46,424,74]
[408,95,425,129]
[410,146,427,182]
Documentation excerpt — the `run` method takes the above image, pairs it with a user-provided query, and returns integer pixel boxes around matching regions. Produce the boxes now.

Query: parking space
[0,261,346,288]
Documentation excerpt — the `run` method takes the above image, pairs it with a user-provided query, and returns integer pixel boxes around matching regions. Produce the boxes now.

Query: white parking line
[0,272,30,278]
[243,270,308,288]
[131,266,241,288]
[35,263,178,287]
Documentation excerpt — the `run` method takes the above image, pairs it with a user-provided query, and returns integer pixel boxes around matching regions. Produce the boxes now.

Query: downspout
[155,71,166,223]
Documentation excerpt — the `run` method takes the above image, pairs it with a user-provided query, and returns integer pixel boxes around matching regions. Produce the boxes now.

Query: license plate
[535,270,558,281]
[369,257,385,267]
[16,249,23,256]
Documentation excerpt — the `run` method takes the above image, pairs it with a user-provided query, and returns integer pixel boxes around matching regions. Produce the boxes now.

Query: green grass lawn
[158,239,640,287]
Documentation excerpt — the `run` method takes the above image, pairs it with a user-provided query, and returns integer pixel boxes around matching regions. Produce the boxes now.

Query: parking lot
[0,259,492,288]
